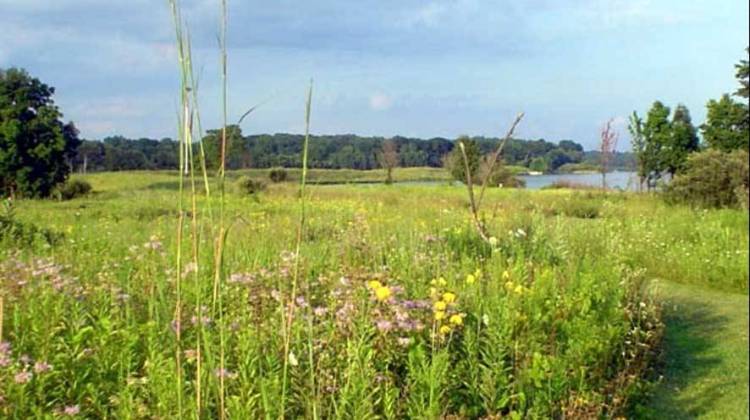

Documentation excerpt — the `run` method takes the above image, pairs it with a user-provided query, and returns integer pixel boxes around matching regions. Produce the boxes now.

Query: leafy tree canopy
[0,68,80,197]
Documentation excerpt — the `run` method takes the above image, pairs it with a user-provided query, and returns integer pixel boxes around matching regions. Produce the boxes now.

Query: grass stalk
[281,80,314,419]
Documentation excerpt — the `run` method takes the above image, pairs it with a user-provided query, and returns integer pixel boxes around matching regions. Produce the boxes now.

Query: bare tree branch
[476,113,524,209]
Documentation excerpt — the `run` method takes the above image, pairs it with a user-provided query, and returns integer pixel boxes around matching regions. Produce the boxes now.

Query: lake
[519,171,639,190]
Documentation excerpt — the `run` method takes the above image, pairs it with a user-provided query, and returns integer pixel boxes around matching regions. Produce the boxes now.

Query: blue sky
[1,0,747,150]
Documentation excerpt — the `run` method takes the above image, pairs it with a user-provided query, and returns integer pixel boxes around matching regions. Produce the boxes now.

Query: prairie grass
[3,176,747,417]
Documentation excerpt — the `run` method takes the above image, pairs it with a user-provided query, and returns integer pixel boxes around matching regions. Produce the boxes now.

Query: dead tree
[459,113,524,242]
[378,139,399,184]
[600,119,619,189]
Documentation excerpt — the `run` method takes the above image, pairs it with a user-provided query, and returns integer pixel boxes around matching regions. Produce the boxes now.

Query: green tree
[528,157,548,173]
[0,68,80,198]
[628,111,647,190]
[662,104,699,176]
[642,101,671,188]
[735,47,749,99]
[203,124,246,170]
[701,94,749,152]
[448,136,481,183]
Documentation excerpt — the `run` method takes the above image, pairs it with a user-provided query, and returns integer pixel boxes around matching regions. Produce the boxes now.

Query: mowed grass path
[643,281,749,419]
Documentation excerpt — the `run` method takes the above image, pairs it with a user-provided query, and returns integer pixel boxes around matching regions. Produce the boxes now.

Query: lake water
[519,171,639,190]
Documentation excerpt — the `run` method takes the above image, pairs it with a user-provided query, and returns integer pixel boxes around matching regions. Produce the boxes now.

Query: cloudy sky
[1,0,747,150]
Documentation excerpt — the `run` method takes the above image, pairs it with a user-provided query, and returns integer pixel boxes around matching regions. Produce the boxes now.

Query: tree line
[71,129,633,174]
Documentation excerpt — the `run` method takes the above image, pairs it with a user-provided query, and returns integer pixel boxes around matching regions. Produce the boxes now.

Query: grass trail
[643,281,749,419]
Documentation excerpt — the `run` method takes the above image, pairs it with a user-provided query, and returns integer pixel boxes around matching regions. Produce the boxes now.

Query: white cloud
[369,92,392,111]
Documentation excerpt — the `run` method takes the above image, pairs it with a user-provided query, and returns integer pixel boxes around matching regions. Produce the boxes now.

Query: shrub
[0,198,62,245]
[55,179,92,200]
[665,149,749,208]
[235,176,266,195]
[268,168,289,183]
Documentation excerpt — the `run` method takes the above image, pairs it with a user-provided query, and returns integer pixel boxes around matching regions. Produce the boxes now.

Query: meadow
[1,170,747,418]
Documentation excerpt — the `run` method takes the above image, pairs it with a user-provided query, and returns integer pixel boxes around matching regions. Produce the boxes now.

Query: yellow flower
[437,277,447,287]
[367,280,382,290]
[465,274,475,285]
[442,292,456,304]
[434,311,446,321]
[514,285,524,295]
[434,301,447,311]
[474,268,482,278]
[502,270,510,280]
[449,314,463,326]
[375,286,392,301]
[429,287,438,298]
[504,281,514,290]
[439,325,452,335]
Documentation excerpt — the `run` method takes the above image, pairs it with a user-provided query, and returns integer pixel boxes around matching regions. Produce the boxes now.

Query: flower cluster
[430,278,464,337]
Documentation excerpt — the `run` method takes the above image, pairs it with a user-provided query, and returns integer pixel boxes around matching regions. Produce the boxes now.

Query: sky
[1,0,748,150]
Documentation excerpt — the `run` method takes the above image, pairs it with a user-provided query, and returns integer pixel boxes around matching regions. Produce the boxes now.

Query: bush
[268,168,289,183]
[55,179,92,200]
[665,149,749,208]
[0,198,62,245]
[235,176,266,195]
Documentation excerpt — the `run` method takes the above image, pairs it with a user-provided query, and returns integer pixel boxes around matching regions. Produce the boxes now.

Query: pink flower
[14,370,32,384]
[63,405,80,415]
[33,361,52,373]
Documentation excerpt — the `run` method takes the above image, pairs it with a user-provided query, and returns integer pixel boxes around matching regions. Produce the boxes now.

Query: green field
[1,171,747,418]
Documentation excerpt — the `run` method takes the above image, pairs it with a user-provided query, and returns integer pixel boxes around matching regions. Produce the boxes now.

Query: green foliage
[4,172,748,417]
[665,149,749,209]
[448,136,482,184]
[0,68,80,198]
[735,47,749,99]
[234,175,266,195]
[0,198,62,246]
[529,157,548,173]
[268,167,288,183]
[701,94,749,152]
[642,101,672,183]
[663,104,699,175]
[70,133,608,173]
[55,179,92,200]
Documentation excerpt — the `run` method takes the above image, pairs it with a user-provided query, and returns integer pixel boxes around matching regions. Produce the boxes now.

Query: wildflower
[434,311,446,321]
[433,301,447,312]
[439,325,452,335]
[375,286,392,302]
[63,405,80,416]
[502,270,511,280]
[466,274,475,285]
[288,351,299,367]
[514,285,524,295]
[14,370,32,384]
[313,306,328,317]
[214,368,238,380]
[33,361,52,373]
[183,349,198,362]
[442,292,456,304]
[449,314,463,326]
[488,236,498,246]
[397,337,412,347]
[367,280,382,290]
[375,320,393,332]
[431,277,447,287]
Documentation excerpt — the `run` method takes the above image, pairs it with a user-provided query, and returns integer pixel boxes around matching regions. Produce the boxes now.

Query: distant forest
[71,127,635,173]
